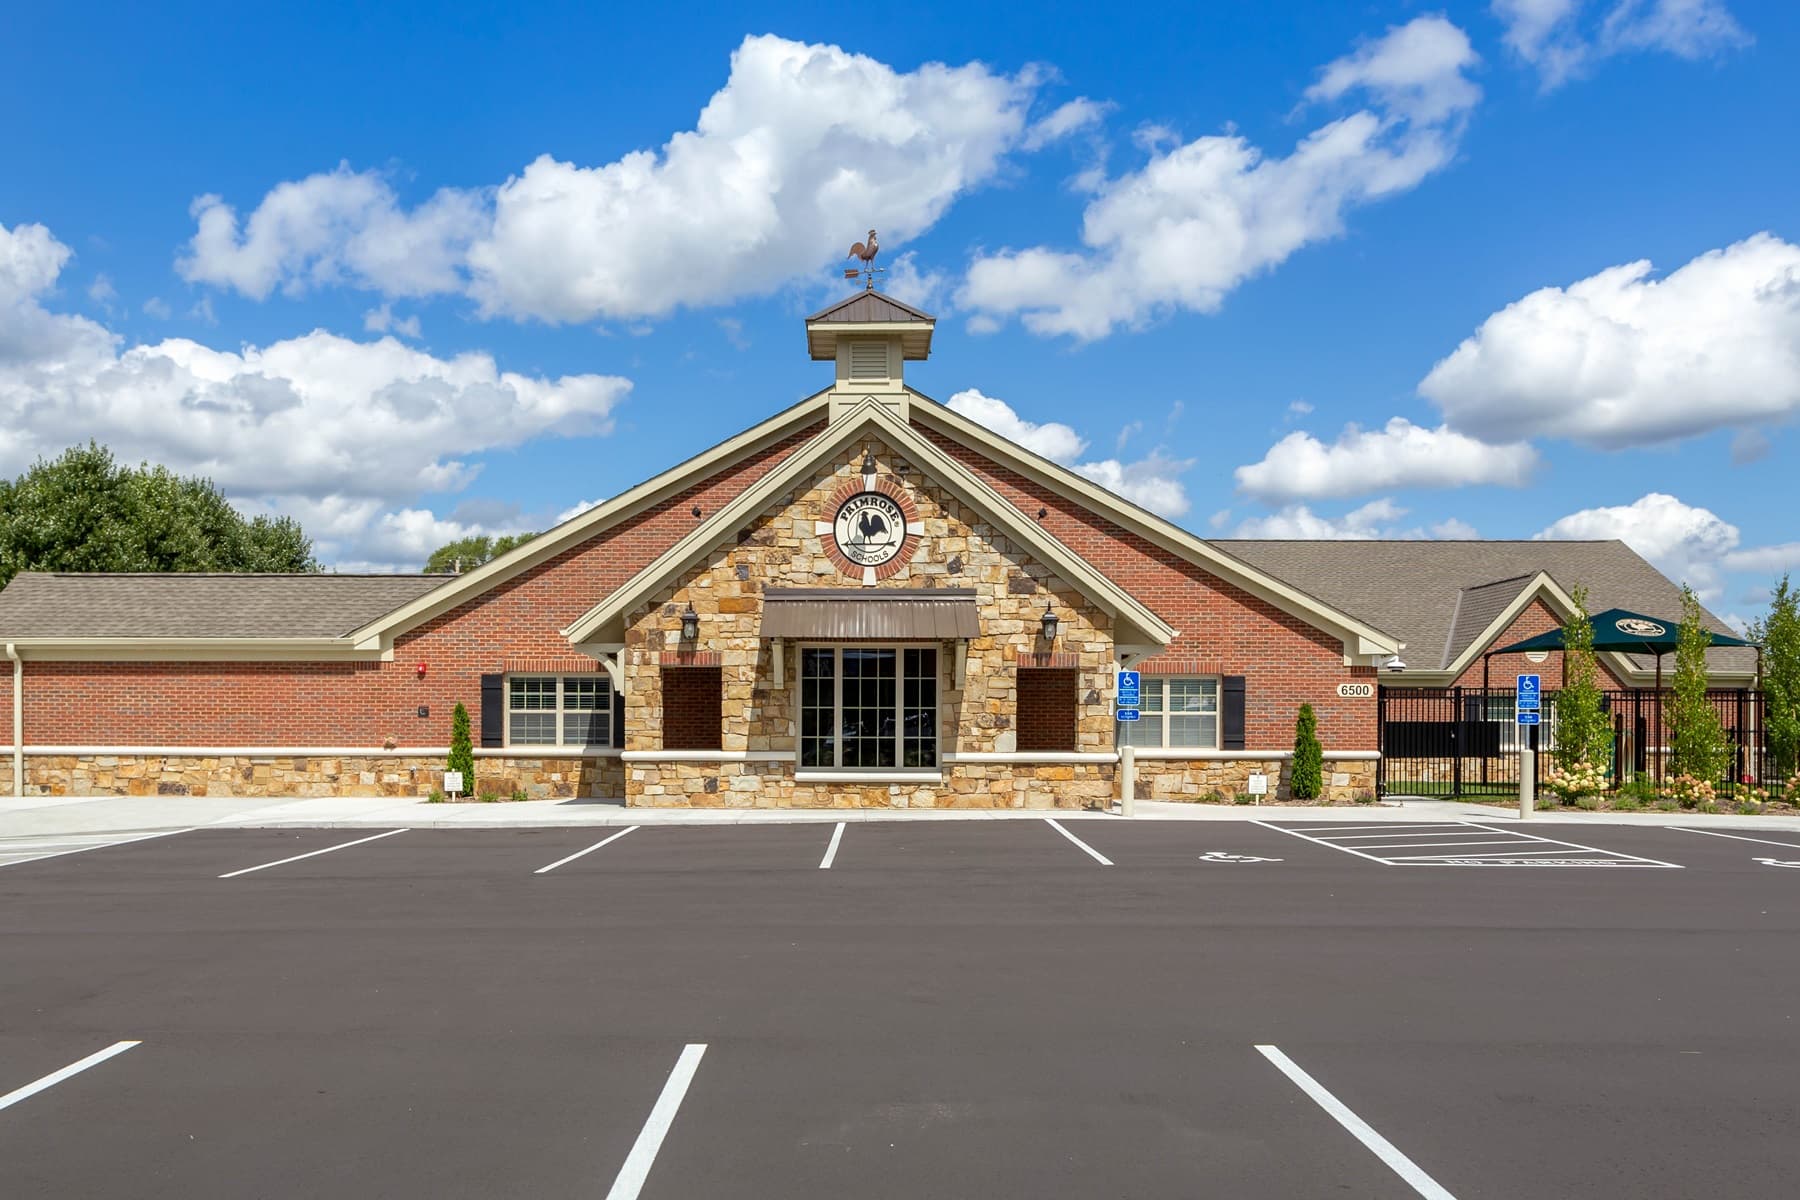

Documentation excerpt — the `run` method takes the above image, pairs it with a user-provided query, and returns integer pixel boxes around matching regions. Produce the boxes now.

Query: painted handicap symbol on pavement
[1754,858,1800,869]
[1198,851,1283,863]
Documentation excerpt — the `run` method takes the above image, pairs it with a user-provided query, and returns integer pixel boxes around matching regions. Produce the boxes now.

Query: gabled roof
[563,398,1178,648]
[0,572,446,640]
[1213,540,1757,682]
[907,392,1402,659]
[805,290,936,324]
[346,390,834,648]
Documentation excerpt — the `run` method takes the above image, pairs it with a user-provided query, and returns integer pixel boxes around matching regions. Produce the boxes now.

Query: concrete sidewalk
[6,790,1800,837]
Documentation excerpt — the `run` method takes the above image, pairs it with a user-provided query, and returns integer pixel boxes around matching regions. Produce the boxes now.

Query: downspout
[5,643,19,799]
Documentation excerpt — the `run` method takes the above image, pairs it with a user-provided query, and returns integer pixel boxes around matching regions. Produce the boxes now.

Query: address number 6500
[1336,682,1375,698]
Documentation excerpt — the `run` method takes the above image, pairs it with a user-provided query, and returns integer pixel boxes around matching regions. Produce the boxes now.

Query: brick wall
[1016,668,1077,752]
[918,426,1379,750]
[14,424,821,748]
[661,667,723,750]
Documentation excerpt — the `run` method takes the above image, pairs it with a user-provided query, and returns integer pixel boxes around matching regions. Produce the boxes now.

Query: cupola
[804,289,936,421]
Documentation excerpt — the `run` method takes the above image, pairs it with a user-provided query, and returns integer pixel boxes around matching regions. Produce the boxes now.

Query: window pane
[562,711,606,745]
[903,647,938,768]
[509,677,556,711]
[841,648,897,768]
[563,677,606,710]
[1167,679,1218,749]
[1119,713,1164,747]
[800,648,835,768]
[1139,680,1165,713]
[509,712,557,745]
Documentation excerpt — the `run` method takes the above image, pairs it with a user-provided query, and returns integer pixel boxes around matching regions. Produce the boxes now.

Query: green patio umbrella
[1491,608,1758,782]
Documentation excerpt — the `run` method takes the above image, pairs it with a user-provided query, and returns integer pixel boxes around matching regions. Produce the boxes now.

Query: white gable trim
[562,399,1178,648]
[907,394,1402,659]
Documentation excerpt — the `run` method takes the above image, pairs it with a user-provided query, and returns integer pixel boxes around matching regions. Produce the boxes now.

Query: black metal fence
[1377,686,1771,798]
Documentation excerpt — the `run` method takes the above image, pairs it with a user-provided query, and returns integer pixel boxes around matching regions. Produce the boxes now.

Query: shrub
[1664,773,1716,810]
[1233,792,1255,805]
[447,701,476,797]
[1575,795,1601,811]
[1201,789,1227,804]
[1354,790,1377,805]
[427,788,445,804]
[1542,758,1609,803]
[1291,703,1324,801]
[1612,793,1642,812]
[511,786,529,803]
[1655,798,1679,812]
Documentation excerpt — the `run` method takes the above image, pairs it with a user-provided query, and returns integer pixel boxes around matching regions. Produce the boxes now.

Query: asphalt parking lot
[4,817,1800,1198]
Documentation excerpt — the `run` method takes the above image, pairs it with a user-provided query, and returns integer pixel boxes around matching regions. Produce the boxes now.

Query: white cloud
[1535,492,1740,599]
[1722,542,1800,576]
[181,36,1041,324]
[1233,497,1475,540]
[945,387,1191,516]
[1494,0,1749,89]
[362,302,422,339]
[87,274,117,306]
[1021,97,1112,151]
[0,221,629,570]
[947,387,1086,460]
[881,251,951,313]
[1420,234,1800,448]
[141,296,172,319]
[958,16,1479,340]
[1233,417,1539,502]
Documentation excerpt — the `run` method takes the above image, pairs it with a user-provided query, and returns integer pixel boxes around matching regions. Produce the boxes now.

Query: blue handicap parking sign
[1516,673,1541,710]
[1116,670,1141,706]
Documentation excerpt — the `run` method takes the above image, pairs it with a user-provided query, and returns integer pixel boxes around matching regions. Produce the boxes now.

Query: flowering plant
[1542,759,1609,802]
[1664,774,1717,809]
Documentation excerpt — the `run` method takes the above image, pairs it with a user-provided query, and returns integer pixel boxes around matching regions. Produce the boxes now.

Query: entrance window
[1118,677,1219,749]
[799,646,938,770]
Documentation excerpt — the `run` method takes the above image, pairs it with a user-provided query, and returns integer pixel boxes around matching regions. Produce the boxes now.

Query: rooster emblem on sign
[853,509,890,547]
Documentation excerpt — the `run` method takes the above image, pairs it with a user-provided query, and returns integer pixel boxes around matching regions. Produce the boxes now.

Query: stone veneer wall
[0,754,625,799]
[1135,757,1377,803]
[621,436,1119,808]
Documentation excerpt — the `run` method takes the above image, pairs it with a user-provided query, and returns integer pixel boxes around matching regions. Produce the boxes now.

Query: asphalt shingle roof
[0,572,450,640]
[1206,539,1757,676]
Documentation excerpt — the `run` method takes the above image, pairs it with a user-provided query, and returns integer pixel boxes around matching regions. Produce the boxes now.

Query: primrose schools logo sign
[1615,617,1668,638]
[833,492,907,567]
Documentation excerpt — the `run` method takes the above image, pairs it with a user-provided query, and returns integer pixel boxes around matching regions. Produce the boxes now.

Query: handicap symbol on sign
[1198,851,1283,863]
[1753,857,1800,869]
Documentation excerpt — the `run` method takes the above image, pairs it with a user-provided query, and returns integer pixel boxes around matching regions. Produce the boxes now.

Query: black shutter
[480,673,504,748]
[1222,675,1246,750]
[611,687,625,749]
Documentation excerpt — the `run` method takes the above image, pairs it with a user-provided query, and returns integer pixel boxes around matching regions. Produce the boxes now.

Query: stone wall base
[1,755,625,800]
[627,761,1116,810]
[1136,758,1376,804]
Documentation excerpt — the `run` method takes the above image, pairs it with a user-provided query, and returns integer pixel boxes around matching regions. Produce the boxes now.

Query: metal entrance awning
[760,588,980,640]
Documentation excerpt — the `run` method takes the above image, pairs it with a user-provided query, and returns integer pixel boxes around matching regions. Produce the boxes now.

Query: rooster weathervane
[844,228,884,290]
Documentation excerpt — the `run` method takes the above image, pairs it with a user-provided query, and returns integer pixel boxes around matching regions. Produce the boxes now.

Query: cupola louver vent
[848,340,888,381]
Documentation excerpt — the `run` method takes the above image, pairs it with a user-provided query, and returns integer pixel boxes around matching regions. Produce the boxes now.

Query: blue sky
[2,1,1795,628]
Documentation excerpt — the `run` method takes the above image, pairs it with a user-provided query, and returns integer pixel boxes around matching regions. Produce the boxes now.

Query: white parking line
[534,826,640,875]
[819,822,845,870]
[0,1041,140,1113]
[1672,827,1800,851]
[1045,818,1113,865]
[218,828,409,878]
[1257,820,1680,868]
[0,827,196,870]
[1256,1045,1457,1200]
[605,1043,707,1200]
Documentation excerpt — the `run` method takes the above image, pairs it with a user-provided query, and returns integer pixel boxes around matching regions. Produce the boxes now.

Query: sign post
[1515,674,1541,820]
[1116,670,1141,817]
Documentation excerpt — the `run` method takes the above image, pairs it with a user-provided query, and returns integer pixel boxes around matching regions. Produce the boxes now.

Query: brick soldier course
[0,289,1753,807]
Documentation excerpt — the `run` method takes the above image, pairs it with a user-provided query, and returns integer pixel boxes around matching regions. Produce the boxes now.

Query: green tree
[1668,584,1730,783]
[424,532,537,575]
[1555,584,1613,773]
[447,702,476,796]
[1750,576,1800,780]
[1290,703,1323,801]
[0,443,318,587]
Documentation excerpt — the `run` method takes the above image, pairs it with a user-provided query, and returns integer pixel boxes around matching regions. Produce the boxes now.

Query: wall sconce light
[1039,598,1059,642]
[680,602,700,641]
[415,662,428,680]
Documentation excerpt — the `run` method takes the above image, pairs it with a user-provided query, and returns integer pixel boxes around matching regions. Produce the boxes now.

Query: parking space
[6,815,1800,1196]
[1256,819,1684,867]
